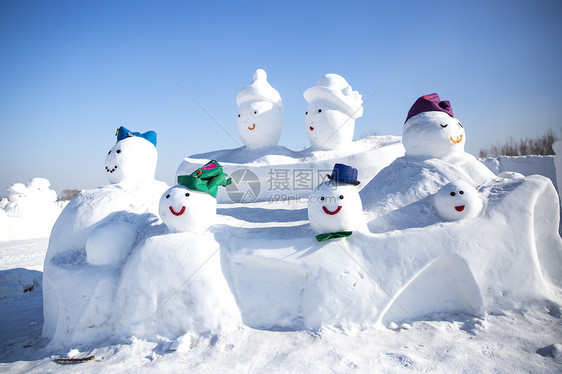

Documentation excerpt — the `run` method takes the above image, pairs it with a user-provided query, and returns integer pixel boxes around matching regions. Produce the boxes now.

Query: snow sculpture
[160,160,231,233]
[304,73,363,150]
[308,164,365,240]
[3,178,60,220]
[42,127,168,345]
[115,232,242,340]
[361,93,496,225]
[105,126,158,184]
[27,177,57,203]
[434,181,483,221]
[236,69,283,149]
[5,183,28,203]
[402,94,465,158]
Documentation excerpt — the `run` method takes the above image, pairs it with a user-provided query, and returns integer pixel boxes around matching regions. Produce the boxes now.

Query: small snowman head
[236,69,283,149]
[434,180,483,221]
[307,164,364,234]
[304,74,363,150]
[27,178,57,203]
[403,93,466,158]
[6,183,28,202]
[105,126,158,184]
[159,185,217,234]
[159,160,231,233]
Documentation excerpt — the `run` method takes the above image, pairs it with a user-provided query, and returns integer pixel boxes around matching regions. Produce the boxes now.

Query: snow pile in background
[0,268,42,298]
[0,178,67,242]
[481,155,557,190]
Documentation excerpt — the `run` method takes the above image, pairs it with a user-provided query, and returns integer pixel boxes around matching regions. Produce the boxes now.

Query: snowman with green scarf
[307,163,366,241]
[159,160,231,233]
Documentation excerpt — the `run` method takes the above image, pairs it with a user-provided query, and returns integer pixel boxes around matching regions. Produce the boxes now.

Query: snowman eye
[339,195,344,200]
[165,194,170,198]
[305,111,308,115]
[108,150,111,155]
[458,122,463,128]
[450,191,456,196]
[318,109,322,113]
[320,197,325,202]
[440,124,448,128]
[253,110,258,115]
[185,192,190,197]
[116,150,121,154]
[459,190,464,195]
[237,114,240,118]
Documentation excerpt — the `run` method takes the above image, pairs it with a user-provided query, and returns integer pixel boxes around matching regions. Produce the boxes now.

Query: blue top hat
[327,163,360,185]
[115,126,157,147]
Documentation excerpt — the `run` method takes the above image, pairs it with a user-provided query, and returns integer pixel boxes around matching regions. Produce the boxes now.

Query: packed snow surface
[2,131,561,372]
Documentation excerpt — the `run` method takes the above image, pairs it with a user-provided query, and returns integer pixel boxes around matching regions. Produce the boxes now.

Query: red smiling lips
[309,126,314,131]
[322,206,342,215]
[455,205,465,212]
[169,206,186,216]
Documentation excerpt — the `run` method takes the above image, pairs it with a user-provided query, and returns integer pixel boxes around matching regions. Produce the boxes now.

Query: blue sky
[1,0,561,194]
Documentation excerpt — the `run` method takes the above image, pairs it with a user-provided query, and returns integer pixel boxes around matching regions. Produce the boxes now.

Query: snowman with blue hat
[105,126,158,184]
[307,163,366,241]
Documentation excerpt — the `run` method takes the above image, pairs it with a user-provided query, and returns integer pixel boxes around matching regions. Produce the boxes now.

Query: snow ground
[1,233,561,373]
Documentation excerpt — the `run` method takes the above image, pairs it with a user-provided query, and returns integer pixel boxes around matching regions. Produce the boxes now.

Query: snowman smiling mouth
[169,206,186,216]
[248,124,256,130]
[450,135,463,144]
[455,205,465,212]
[309,126,314,131]
[322,206,342,215]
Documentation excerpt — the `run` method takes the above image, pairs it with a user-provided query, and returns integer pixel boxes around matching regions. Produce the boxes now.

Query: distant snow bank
[480,155,557,190]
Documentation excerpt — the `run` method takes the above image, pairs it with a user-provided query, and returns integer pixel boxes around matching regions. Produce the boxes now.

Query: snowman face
[237,100,283,149]
[305,101,355,150]
[159,185,217,233]
[6,183,28,202]
[403,111,466,158]
[434,181,482,221]
[105,136,157,184]
[307,181,364,234]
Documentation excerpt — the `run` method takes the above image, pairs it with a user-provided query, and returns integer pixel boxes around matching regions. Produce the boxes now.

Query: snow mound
[42,134,562,348]
[0,268,42,298]
[42,181,168,345]
[0,178,67,241]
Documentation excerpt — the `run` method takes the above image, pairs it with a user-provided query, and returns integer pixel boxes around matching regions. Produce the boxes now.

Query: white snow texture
[41,95,562,352]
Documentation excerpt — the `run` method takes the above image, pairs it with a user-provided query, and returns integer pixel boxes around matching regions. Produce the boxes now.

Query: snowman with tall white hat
[236,69,283,149]
[304,74,363,151]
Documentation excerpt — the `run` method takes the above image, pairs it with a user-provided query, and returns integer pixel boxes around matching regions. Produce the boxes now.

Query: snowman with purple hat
[308,163,367,241]
[304,74,363,151]
[402,93,495,183]
[360,93,495,228]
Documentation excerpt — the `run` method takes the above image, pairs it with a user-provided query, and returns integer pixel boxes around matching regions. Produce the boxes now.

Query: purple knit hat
[405,93,454,123]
